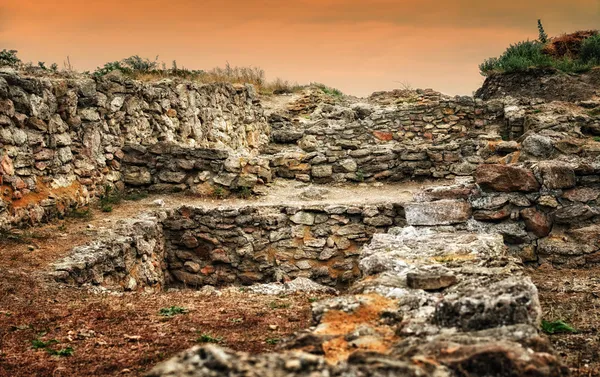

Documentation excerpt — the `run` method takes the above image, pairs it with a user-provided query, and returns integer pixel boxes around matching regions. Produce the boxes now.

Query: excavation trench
[52,189,414,292]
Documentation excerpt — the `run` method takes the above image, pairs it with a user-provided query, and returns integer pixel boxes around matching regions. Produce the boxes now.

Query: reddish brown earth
[528,266,600,377]
[1,199,599,376]
[0,205,326,377]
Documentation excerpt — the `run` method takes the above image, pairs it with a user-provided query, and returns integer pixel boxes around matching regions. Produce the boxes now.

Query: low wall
[53,201,407,290]
[406,161,600,266]
[52,213,166,290]
[121,142,272,194]
[162,203,406,287]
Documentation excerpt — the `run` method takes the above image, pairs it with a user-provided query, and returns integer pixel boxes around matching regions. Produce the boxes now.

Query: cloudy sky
[1,0,598,96]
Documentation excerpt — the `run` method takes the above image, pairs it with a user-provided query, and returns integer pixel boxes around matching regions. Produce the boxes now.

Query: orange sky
[1,0,598,96]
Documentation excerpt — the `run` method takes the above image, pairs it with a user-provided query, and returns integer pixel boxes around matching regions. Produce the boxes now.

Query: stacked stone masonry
[53,202,407,290]
[0,69,268,229]
[407,161,600,266]
[2,68,600,245]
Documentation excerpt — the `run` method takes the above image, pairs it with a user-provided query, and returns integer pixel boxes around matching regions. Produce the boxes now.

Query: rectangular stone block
[405,200,472,226]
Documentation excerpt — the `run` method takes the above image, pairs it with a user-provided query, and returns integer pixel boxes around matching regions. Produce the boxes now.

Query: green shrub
[480,27,600,76]
[31,339,58,350]
[94,61,131,77]
[122,55,159,72]
[580,34,600,64]
[551,57,594,73]
[99,185,121,212]
[66,207,93,220]
[49,347,74,357]
[0,49,20,67]
[197,333,223,343]
[480,41,553,76]
[312,82,343,97]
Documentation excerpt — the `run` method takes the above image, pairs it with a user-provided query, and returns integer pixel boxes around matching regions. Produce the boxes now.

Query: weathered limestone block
[406,271,457,291]
[536,161,576,189]
[405,200,472,226]
[522,134,554,158]
[158,171,187,183]
[414,183,477,202]
[435,276,541,331]
[271,130,304,143]
[475,164,540,192]
[289,211,315,225]
[123,166,152,186]
[311,165,333,178]
[562,187,600,203]
[554,204,597,224]
[537,236,598,257]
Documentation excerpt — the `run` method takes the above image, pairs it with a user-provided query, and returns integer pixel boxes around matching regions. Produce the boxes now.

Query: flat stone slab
[404,199,472,226]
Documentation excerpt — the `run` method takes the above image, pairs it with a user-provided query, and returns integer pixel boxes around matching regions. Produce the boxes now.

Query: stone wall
[121,142,272,195]
[0,69,268,229]
[52,213,166,291]
[266,88,600,184]
[53,201,407,290]
[162,203,406,287]
[406,161,600,266]
[266,90,506,183]
[3,68,600,230]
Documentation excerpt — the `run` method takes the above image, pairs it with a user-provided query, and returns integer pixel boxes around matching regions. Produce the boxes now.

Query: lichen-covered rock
[434,276,541,331]
[536,161,576,189]
[405,200,472,226]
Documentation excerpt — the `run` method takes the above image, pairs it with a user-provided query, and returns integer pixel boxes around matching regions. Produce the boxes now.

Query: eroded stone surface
[148,226,565,377]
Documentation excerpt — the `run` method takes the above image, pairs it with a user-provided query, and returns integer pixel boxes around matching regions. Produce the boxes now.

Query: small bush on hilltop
[312,82,344,97]
[580,34,600,64]
[0,49,21,67]
[122,55,159,72]
[480,22,600,76]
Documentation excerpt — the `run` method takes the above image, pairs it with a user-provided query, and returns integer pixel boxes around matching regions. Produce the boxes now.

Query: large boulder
[475,164,540,192]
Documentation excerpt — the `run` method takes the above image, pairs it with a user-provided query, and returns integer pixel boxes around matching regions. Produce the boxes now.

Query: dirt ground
[0,197,332,377]
[528,266,600,377]
[1,185,599,376]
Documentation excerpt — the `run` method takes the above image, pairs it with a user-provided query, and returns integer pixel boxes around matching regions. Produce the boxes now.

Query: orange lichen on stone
[1,178,84,210]
[486,140,500,152]
[373,131,394,141]
[315,294,399,364]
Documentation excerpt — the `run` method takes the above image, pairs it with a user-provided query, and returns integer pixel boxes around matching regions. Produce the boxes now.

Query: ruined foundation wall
[407,161,600,266]
[0,70,269,229]
[162,203,405,287]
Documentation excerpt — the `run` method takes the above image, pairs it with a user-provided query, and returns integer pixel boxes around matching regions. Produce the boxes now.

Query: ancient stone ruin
[1,66,599,376]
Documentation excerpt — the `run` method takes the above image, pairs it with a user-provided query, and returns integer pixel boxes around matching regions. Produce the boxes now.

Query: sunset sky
[1,0,598,96]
